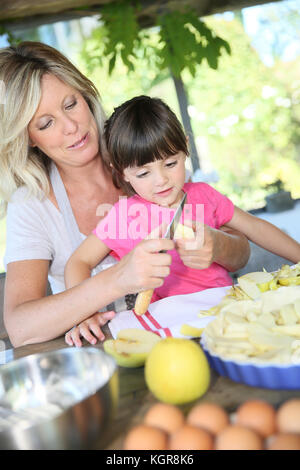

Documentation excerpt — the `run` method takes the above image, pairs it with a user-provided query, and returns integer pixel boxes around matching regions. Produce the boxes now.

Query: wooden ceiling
[1,0,282,31]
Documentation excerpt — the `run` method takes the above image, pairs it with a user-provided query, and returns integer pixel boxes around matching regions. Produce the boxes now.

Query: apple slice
[174,223,195,240]
[103,328,161,368]
[180,324,204,337]
[238,271,274,299]
[278,276,300,286]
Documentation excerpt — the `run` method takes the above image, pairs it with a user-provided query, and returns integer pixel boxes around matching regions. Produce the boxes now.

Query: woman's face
[28,74,99,169]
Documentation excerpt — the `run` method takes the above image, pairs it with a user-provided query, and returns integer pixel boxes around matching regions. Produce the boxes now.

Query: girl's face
[123,151,187,207]
[28,74,99,170]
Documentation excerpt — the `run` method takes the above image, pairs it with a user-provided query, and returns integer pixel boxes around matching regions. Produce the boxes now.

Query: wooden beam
[0,0,282,32]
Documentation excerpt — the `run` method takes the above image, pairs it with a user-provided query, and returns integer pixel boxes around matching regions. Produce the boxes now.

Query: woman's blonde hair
[0,41,107,217]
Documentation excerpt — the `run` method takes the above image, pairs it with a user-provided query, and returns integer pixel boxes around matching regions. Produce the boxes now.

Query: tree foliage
[184,15,300,208]
[0,25,20,45]
[84,0,230,78]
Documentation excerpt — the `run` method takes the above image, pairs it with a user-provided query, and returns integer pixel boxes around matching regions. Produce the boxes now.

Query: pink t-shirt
[93,183,234,302]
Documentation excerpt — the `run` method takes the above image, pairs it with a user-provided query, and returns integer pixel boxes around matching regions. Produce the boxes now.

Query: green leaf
[100,1,140,74]
[155,8,231,77]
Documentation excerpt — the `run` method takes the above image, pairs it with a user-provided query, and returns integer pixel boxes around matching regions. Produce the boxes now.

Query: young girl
[65,95,300,310]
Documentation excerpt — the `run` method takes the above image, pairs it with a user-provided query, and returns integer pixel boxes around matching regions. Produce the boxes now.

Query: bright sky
[242,0,300,66]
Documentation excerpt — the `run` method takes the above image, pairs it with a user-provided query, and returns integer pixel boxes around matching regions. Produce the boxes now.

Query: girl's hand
[175,222,218,269]
[64,310,115,347]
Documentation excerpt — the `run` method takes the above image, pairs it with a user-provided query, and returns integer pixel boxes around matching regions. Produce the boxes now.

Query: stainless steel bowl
[0,347,118,449]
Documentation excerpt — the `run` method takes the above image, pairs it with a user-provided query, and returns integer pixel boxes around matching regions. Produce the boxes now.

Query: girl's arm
[227,206,300,263]
[64,234,110,289]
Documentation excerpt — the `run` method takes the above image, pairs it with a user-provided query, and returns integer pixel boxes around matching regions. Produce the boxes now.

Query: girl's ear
[123,168,130,183]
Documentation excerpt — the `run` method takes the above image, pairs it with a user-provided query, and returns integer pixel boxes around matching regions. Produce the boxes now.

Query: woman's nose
[62,116,78,135]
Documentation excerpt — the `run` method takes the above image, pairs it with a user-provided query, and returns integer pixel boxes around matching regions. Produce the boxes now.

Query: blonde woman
[0,42,250,348]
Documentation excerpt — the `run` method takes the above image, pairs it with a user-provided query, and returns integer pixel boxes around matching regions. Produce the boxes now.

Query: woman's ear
[28,138,37,148]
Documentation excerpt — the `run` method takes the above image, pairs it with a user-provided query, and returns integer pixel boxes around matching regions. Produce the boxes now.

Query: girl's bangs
[128,133,187,168]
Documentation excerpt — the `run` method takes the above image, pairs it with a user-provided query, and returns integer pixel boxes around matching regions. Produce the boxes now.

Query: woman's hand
[65,310,115,347]
[175,222,217,269]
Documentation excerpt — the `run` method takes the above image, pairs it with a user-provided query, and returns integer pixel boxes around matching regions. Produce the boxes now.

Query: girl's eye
[65,100,77,110]
[165,160,177,168]
[136,171,149,178]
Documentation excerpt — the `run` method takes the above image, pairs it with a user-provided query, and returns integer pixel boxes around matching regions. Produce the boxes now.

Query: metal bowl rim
[0,345,117,378]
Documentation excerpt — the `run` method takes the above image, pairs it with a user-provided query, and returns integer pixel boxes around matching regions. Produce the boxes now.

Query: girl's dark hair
[103,95,188,191]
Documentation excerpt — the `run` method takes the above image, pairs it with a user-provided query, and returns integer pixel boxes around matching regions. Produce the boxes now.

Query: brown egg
[277,399,300,434]
[236,400,276,438]
[144,403,185,434]
[187,402,229,435]
[169,424,214,450]
[215,425,263,450]
[123,424,168,450]
[267,433,300,450]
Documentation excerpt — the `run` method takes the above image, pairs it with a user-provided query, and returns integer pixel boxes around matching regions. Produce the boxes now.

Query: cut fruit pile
[202,285,300,364]
[199,263,300,318]
[235,263,300,299]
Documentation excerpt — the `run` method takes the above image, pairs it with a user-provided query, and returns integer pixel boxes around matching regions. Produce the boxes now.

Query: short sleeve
[4,190,53,269]
[93,198,136,259]
[185,182,234,229]
[202,183,234,228]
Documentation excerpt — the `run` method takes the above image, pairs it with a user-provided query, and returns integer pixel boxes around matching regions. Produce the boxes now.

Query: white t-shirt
[4,187,118,298]
[4,186,85,294]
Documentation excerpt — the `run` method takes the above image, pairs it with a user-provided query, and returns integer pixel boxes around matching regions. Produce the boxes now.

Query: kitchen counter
[5,329,300,450]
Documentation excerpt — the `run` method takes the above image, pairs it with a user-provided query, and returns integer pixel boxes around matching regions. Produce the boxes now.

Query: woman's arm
[227,206,300,263]
[176,223,250,272]
[64,234,110,289]
[4,237,174,347]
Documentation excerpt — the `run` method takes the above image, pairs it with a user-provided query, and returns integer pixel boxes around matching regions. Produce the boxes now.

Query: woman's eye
[39,120,52,130]
[65,100,77,110]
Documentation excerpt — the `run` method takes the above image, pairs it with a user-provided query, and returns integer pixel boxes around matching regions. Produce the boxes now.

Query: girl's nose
[155,169,168,186]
